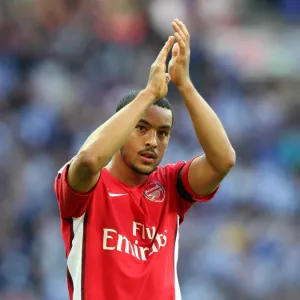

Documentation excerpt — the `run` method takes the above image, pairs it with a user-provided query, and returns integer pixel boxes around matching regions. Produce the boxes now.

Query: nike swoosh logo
[109,192,128,197]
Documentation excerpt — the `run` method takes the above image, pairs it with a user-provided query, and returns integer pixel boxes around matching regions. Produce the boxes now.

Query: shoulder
[55,157,107,193]
[56,157,75,178]
[155,161,186,175]
[150,161,186,184]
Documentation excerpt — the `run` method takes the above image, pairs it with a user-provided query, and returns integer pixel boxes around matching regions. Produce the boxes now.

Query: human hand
[168,19,191,89]
[146,36,175,101]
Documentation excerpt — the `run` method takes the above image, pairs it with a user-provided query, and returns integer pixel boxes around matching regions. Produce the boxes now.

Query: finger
[156,36,175,63]
[172,21,185,42]
[172,42,179,58]
[175,19,190,41]
[165,73,171,85]
[174,32,186,56]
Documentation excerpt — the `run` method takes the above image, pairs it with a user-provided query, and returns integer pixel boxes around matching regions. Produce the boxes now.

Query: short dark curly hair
[116,90,174,124]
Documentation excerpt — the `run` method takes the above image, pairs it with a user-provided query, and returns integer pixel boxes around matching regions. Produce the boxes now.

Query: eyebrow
[139,119,171,130]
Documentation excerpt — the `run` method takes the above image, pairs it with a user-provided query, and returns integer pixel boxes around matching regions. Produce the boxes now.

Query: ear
[172,42,180,58]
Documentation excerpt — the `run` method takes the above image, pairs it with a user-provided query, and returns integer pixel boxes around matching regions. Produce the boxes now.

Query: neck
[106,154,148,187]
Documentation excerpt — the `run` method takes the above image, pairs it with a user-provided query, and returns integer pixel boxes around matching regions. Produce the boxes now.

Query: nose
[145,130,158,148]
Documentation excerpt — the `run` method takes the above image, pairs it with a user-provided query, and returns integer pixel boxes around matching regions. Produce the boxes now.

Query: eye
[158,131,169,137]
[136,125,146,131]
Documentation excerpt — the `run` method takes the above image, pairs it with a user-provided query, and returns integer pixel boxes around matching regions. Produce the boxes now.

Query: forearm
[78,89,155,172]
[178,81,235,172]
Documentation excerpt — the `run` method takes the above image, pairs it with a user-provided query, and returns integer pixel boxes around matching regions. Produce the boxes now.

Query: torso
[61,165,183,300]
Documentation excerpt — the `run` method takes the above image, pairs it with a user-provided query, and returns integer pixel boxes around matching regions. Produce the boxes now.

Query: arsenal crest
[143,182,165,202]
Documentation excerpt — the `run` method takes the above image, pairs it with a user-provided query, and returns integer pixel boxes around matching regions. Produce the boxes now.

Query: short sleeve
[54,162,96,219]
[175,158,220,223]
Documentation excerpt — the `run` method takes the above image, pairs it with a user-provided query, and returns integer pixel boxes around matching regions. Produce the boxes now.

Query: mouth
[140,152,157,163]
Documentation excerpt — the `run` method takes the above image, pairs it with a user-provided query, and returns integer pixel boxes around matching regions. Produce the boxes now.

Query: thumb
[172,42,179,58]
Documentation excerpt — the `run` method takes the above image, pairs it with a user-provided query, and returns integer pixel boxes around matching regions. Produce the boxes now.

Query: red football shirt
[54,158,218,300]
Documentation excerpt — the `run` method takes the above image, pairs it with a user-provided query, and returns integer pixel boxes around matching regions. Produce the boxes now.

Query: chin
[131,164,157,176]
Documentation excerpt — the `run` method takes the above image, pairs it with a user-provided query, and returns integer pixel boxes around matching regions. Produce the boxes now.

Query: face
[120,105,173,175]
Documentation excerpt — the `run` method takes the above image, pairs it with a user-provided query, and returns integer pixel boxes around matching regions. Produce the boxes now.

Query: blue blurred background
[0,0,300,299]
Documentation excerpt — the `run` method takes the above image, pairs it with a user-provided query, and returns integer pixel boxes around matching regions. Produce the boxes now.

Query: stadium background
[0,0,300,299]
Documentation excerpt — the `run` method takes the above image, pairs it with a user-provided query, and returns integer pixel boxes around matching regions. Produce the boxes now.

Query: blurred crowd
[0,0,300,299]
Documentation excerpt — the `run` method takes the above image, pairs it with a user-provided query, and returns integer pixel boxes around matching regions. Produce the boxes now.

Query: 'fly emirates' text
[103,222,168,261]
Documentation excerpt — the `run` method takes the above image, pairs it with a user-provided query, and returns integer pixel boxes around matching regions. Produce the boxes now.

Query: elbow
[228,147,236,166]
[224,147,236,170]
[218,147,236,174]
[76,150,105,174]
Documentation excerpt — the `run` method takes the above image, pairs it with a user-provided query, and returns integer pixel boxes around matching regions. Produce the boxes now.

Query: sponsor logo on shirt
[143,182,165,203]
[103,221,168,261]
